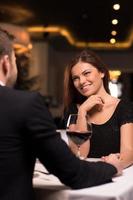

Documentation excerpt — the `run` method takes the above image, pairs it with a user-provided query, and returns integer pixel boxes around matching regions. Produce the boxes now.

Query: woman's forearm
[120,150,133,168]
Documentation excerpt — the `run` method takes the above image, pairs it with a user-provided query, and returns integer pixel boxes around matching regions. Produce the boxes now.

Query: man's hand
[101,153,124,176]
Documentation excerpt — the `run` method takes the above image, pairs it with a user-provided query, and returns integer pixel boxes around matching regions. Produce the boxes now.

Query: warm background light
[110,38,116,44]
[111,30,117,36]
[109,70,121,81]
[112,19,118,25]
[113,4,120,11]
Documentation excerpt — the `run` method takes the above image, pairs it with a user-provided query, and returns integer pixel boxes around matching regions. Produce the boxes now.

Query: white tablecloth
[33,159,133,200]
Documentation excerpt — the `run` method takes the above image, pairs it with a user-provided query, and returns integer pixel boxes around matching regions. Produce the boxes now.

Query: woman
[62,49,133,168]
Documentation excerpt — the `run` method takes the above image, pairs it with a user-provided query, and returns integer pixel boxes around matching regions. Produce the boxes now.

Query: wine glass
[66,114,92,159]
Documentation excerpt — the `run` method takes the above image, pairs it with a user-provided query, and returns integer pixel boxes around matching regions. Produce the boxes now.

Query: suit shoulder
[1,86,43,106]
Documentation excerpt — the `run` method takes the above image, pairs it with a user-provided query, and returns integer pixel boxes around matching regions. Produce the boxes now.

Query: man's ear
[1,55,10,77]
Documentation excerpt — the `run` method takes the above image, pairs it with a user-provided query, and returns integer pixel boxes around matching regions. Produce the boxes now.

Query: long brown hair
[63,49,110,111]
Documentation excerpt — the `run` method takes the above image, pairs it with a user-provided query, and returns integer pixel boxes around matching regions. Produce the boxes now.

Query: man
[0,28,123,200]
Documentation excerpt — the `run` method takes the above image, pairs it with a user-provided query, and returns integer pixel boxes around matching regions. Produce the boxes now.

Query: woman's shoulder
[117,98,133,110]
[116,98,133,125]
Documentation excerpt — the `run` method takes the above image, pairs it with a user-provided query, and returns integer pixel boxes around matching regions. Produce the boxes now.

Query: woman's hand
[78,95,104,115]
[101,153,124,175]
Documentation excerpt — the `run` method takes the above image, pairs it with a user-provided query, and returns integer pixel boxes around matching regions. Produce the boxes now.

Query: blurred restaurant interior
[0,0,133,127]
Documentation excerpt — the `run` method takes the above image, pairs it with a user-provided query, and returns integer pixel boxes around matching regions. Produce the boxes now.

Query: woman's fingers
[101,153,120,161]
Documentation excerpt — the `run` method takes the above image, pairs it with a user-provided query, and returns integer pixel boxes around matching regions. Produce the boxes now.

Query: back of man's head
[0,28,14,59]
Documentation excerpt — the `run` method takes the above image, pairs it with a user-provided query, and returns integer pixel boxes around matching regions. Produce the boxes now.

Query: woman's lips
[81,84,91,93]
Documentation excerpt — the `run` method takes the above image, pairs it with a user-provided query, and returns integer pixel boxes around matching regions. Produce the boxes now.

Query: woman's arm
[70,95,104,158]
[103,123,133,168]
[66,95,104,158]
[67,95,104,158]
[120,123,133,168]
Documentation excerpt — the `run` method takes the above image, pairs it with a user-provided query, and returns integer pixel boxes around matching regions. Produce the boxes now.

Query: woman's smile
[80,83,92,94]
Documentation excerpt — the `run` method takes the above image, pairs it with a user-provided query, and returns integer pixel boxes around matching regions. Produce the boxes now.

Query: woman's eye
[84,71,91,76]
[73,77,78,81]
[72,77,79,81]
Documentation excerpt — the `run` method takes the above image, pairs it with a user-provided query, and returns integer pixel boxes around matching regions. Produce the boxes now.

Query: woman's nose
[79,76,86,84]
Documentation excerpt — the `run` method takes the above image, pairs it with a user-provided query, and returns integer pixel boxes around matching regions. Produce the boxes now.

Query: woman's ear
[100,72,105,78]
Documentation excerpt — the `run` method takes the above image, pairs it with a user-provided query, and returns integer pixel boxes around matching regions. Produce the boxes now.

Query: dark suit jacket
[0,86,117,200]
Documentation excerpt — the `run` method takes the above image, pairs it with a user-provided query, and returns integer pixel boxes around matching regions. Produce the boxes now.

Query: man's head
[0,28,17,87]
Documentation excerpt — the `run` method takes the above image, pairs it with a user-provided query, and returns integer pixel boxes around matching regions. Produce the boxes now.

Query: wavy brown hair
[63,49,110,111]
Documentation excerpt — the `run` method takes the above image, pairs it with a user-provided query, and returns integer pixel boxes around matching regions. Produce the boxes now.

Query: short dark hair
[0,27,14,59]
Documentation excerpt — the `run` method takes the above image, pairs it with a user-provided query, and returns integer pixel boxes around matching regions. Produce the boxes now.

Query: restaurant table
[33,158,133,200]
[33,130,133,200]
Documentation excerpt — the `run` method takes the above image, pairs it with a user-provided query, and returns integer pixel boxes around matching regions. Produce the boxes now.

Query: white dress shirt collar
[0,80,5,86]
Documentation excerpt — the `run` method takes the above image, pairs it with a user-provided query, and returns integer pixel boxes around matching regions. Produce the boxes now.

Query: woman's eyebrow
[82,69,91,74]
[72,74,78,79]
[72,69,91,77]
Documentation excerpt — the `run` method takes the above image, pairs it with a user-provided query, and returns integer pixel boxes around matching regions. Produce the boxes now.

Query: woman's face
[71,61,104,97]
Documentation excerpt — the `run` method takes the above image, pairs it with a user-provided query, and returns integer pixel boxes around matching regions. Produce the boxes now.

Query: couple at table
[0,28,131,200]
[62,49,133,169]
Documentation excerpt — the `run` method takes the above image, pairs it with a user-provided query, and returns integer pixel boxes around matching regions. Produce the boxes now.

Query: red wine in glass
[66,114,92,158]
